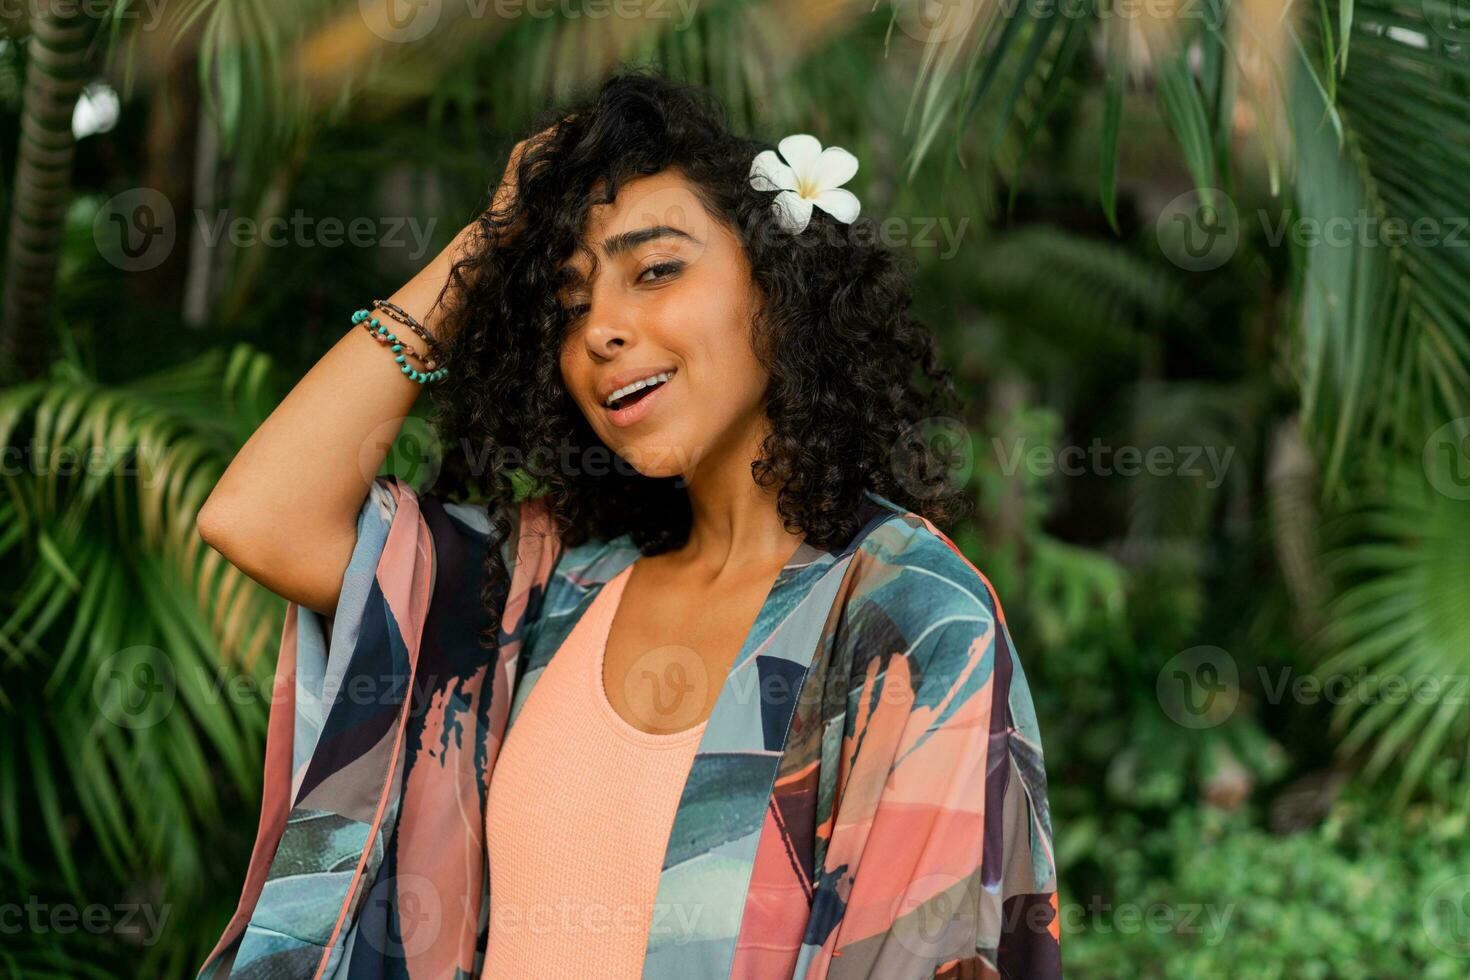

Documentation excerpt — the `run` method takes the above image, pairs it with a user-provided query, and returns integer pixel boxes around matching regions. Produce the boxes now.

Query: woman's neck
[675,420,806,577]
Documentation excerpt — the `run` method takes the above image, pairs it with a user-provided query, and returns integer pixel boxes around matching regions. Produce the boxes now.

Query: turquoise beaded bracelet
[352,308,448,385]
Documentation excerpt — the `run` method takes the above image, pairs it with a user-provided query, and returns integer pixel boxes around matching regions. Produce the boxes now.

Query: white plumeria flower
[749,134,861,234]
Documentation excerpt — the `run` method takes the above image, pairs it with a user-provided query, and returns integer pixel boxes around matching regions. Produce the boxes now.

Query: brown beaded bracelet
[351,308,448,385]
[371,298,445,366]
[356,315,435,368]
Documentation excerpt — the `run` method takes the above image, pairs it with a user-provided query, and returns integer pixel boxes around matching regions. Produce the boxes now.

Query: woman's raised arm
[194,127,552,616]
[193,222,474,617]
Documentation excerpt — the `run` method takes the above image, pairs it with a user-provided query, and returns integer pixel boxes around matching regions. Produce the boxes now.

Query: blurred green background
[3,0,1470,977]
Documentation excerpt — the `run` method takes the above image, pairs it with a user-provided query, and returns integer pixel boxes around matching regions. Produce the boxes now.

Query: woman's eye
[638,261,683,283]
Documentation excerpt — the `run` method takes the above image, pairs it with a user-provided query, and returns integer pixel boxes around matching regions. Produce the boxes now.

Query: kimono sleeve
[819,551,1062,979]
[318,478,545,623]
[196,475,425,977]
[435,481,560,646]
[196,475,555,979]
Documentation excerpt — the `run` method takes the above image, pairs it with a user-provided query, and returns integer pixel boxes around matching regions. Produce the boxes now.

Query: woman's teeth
[605,371,673,409]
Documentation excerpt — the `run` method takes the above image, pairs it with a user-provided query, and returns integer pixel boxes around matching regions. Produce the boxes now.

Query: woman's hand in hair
[442,119,567,293]
[485,119,569,235]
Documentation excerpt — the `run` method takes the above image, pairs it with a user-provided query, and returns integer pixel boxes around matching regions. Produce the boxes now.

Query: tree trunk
[1,1,106,384]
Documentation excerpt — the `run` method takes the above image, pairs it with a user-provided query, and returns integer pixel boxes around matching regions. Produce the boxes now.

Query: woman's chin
[615,441,694,480]
[620,455,687,481]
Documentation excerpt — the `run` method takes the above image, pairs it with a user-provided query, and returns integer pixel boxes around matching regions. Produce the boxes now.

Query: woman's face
[557,169,769,484]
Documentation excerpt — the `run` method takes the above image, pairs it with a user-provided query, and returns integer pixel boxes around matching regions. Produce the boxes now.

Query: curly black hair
[428,67,970,648]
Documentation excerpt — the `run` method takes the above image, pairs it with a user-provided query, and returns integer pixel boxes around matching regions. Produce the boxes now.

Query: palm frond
[1314,463,1470,811]
[961,224,1201,373]
[0,344,283,937]
[1288,2,1470,491]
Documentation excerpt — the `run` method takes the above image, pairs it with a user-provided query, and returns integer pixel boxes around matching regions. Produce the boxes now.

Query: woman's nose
[582,296,635,356]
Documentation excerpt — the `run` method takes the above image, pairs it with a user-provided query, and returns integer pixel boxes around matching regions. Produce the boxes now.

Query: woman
[196,70,1060,979]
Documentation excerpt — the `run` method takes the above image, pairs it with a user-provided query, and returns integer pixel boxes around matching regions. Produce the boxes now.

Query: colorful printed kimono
[199,475,1061,979]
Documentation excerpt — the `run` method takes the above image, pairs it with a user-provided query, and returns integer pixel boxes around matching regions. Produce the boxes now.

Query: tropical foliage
[1,0,1467,974]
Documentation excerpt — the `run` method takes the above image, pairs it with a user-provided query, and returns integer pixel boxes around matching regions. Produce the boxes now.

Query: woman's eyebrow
[559,225,701,288]
[599,224,699,258]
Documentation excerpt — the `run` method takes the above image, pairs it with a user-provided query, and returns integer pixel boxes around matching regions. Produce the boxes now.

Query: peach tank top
[480,562,708,980]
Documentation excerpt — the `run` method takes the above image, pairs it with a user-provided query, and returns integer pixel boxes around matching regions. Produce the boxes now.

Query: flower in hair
[748,134,861,234]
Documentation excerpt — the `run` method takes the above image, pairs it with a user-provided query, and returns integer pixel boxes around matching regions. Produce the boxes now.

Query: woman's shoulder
[847,493,1043,749]
[850,489,1003,627]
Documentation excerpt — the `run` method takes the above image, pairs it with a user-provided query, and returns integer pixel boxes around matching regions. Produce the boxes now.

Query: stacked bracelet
[371,298,446,368]
[351,308,448,384]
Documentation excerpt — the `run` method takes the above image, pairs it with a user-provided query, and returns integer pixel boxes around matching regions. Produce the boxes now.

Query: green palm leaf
[0,344,284,968]
[1315,464,1470,811]
[1290,2,1470,491]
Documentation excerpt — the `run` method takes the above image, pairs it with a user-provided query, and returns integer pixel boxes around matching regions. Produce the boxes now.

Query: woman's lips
[604,373,674,428]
